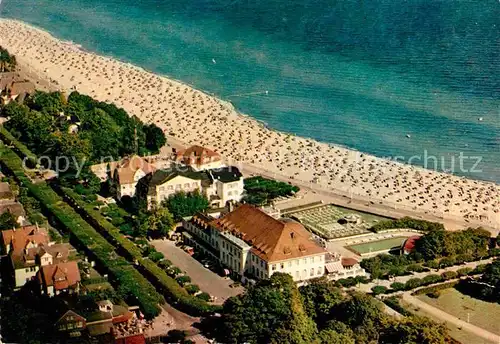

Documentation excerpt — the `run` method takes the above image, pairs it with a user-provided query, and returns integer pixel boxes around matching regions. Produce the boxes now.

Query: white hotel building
[182,204,327,283]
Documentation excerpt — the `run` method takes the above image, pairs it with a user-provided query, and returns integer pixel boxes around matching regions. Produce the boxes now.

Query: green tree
[300,278,343,326]
[144,124,166,153]
[215,273,317,344]
[316,329,355,344]
[0,211,17,230]
[414,230,446,260]
[140,207,175,237]
[0,46,16,71]
[380,316,448,344]
[164,190,209,221]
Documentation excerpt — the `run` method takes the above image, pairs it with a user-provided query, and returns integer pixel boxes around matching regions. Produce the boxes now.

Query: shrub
[390,282,406,291]
[404,278,423,290]
[176,275,192,286]
[456,267,473,277]
[406,263,426,273]
[470,264,487,275]
[382,296,412,316]
[158,259,172,269]
[412,281,459,295]
[422,274,443,285]
[371,285,388,295]
[370,217,444,233]
[185,284,200,295]
[148,251,165,262]
[424,260,440,269]
[439,257,456,268]
[441,271,458,280]
[196,292,211,302]
[336,278,357,288]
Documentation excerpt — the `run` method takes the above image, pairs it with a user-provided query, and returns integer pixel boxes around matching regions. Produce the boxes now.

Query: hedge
[412,281,459,295]
[0,125,37,166]
[370,216,444,233]
[0,144,163,319]
[382,296,412,317]
[59,184,217,316]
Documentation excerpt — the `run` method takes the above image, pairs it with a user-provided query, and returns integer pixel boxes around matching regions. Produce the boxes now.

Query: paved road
[356,258,494,293]
[402,293,499,343]
[151,239,244,304]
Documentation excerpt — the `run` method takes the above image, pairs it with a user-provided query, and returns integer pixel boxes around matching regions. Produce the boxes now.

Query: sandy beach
[0,19,498,231]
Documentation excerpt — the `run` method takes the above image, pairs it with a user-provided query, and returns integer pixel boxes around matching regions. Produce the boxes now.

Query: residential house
[204,167,244,207]
[324,254,367,280]
[174,145,224,171]
[37,260,81,296]
[0,181,26,225]
[139,168,205,209]
[182,204,327,283]
[1,224,49,255]
[1,78,35,105]
[111,156,156,200]
[11,242,72,288]
[140,166,244,209]
[55,300,141,343]
[55,310,87,340]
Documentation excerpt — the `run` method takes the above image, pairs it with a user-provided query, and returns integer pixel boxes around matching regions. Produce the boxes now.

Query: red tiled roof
[38,261,81,290]
[175,145,221,167]
[211,204,325,262]
[2,225,49,253]
[341,257,358,267]
[114,156,156,185]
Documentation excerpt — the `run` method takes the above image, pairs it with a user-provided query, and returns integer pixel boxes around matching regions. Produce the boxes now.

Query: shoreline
[0,18,498,232]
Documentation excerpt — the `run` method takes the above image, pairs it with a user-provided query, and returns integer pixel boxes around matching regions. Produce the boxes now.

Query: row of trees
[370,217,444,233]
[361,227,493,279]
[204,274,450,344]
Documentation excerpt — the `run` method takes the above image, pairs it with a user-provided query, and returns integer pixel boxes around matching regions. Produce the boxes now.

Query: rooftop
[207,166,242,183]
[175,145,221,167]
[38,261,81,290]
[212,204,325,262]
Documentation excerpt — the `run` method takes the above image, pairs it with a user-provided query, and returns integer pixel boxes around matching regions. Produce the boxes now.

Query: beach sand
[0,19,498,231]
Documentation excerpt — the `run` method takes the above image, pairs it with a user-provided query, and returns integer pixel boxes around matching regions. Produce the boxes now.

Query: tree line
[201,273,450,344]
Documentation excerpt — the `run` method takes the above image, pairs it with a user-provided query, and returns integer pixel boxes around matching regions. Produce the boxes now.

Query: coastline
[0,18,498,232]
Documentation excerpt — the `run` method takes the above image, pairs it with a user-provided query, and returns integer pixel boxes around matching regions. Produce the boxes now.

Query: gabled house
[174,145,224,171]
[112,156,157,200]
[0,181,27,225]
[37,261,81,296]
[0,78,35,105]
[55,310,87,339]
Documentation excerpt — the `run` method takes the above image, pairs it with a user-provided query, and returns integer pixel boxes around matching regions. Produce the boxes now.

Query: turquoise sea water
[1,0,499,182]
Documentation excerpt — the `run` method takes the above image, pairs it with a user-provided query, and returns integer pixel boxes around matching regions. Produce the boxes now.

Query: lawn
[417,288,500,335]
[347,237,406,255]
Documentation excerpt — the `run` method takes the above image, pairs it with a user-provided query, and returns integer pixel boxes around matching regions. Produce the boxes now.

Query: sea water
[1,0,499,182]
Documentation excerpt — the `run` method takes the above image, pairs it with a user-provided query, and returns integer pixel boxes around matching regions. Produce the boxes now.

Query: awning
[325,261,343,274]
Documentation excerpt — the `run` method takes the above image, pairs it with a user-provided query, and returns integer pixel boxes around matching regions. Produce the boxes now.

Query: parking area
[150,239,244,304]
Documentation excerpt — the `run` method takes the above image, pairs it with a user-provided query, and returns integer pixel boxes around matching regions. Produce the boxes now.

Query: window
[303,259,307,265]
[288,261,292,268]
[311,257,315,263]
[159,186,165,192]
[295,271,299,278]
[192,182,198,187]
[310,268,314,276]
[272,264,276,271]
[167,185,173,190]
[184,183,190,189]
[25,268,29,273]
[260,261,264,267]
[296,259,299,266]
[317,267,323,275]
